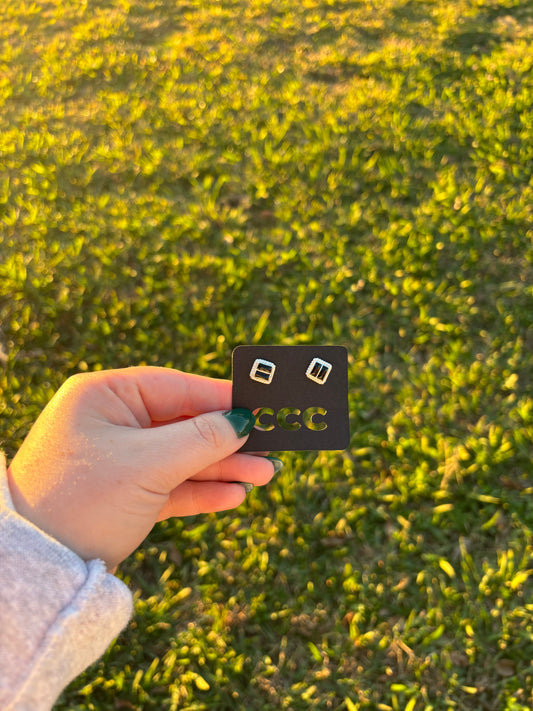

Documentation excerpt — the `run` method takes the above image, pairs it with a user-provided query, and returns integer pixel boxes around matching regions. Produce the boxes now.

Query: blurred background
[1,0,532,709]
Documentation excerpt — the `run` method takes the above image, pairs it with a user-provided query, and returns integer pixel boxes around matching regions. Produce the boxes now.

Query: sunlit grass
[1,0,533,709]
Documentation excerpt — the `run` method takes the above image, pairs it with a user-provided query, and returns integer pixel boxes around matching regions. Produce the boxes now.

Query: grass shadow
[444,29,501,55]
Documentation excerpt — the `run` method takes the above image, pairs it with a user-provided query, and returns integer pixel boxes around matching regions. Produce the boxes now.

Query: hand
[7,367,277,570]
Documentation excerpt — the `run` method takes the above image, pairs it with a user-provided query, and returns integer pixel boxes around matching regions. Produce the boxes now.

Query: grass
[1,0,533,708]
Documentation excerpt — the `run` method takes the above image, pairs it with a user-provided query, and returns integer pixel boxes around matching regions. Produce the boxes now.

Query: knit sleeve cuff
[0,452,133,711]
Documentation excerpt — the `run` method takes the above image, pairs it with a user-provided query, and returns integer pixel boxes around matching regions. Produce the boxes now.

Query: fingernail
[266,456,284,473]
[231,481,254,494]
[223,408,255,438]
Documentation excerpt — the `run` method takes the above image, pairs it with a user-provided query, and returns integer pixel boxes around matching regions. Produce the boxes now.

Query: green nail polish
[266,456,284,473]
[223,408,255,438]
[229,482,254,494]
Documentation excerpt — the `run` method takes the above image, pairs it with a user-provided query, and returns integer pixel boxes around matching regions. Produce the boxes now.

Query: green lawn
[1,0,533,708]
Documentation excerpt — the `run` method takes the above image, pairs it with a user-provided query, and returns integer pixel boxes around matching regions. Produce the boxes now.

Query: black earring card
[232,345,350,452]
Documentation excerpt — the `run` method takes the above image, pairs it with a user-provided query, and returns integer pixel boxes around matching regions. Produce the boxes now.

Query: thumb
[134,408,256,494]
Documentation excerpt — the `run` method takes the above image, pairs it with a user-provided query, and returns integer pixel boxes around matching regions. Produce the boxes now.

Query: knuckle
[64,371,100,398]
[64,372,86,389]
[192,415,224,450]
[62,372,92,397]
[66,371,97,388]
[60,371,108,410]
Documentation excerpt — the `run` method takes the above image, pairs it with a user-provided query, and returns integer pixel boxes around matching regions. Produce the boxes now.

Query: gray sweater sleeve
[0,452,133,710]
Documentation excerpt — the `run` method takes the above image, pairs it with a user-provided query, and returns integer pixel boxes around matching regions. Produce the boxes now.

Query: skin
[7,366,275,570]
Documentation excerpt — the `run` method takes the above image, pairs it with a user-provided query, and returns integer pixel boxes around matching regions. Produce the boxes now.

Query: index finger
[100,366,232,424]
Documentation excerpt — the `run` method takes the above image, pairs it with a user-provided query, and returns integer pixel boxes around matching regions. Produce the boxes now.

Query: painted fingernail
[266,456,284,473]
[231,481,254,494]
[223,408,256,438]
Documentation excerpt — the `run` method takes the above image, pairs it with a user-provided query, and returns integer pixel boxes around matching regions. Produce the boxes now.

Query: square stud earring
[249,358,276,384]
[306,357,332,384]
